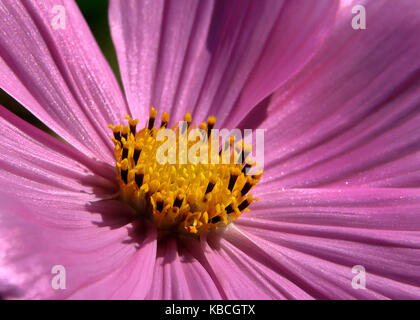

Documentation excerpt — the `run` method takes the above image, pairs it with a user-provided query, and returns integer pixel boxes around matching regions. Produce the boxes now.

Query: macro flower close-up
[0,0,419,300]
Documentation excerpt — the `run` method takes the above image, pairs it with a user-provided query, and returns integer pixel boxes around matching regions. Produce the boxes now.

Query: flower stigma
[109,107,262,237]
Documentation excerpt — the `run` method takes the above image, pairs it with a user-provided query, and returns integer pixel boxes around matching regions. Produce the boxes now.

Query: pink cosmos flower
[1,0,419,299]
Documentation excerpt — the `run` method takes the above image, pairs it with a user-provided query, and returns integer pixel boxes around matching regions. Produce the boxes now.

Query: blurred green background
[0,0,119,134]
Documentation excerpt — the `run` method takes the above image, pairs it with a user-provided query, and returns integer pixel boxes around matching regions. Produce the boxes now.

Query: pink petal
[246,0,420,188]
[0,0,128,162]
[0,106,116,208]
[108,0,337,127]
[0,191,157,299]
[235,188,420,299]
[146,237,222,299]
[67,221,157,300]
[201,227,313,299]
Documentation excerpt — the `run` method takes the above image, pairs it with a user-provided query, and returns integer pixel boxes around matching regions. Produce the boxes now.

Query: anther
[121,126,129,141]
[153,193,164,212]
[113,131,121,142]
[133,148,142,165]
[237,142,252,164]
[160,112,169,128]
[228,170,239,191]
[173,194,184,208]
[225,204,234,214]
[121,169,128,184]
[135,172,144,188]
[252,170,264,180]
[243,145,252,164]
[148,107,158,130]
[242,163,252,174]
[238,199,250,211]
[219,141,227,156]
[199,122,207,139]
[241,178,253,196]
[219,136,235,156]
[156,200,164,212]
[184,112,192,129]
[207,116,216,137]
[109,125,122,143]
[205,179,216,195]
[210,215,221,223]
[125,115,139,136]
[130,125,136,135]
[118,159,129,184]
[122,146,129,160]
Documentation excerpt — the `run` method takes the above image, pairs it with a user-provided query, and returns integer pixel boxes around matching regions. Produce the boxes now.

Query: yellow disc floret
[109,108,262,237]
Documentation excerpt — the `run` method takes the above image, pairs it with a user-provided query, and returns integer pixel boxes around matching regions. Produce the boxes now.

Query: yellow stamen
[160,112,170,128]
[109,108,262,237]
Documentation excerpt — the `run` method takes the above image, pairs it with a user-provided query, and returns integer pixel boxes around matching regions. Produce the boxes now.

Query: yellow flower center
[108,107,262,237]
